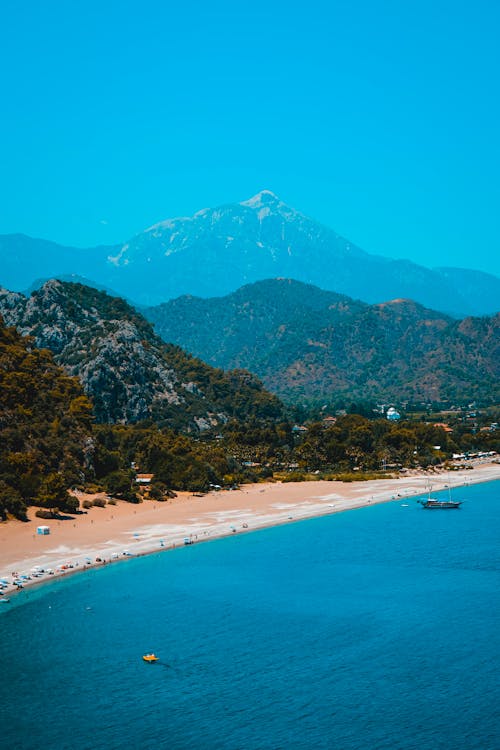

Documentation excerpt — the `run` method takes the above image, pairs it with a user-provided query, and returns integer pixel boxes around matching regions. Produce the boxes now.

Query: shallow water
[1,481,499,749]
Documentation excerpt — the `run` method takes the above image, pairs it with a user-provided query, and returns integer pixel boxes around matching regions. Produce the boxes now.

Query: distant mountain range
[145,279,500,405]
[1,191,499,316]
[0,281,283,428]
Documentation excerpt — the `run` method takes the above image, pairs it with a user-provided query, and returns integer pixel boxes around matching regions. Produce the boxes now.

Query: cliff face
[0,280,283,427]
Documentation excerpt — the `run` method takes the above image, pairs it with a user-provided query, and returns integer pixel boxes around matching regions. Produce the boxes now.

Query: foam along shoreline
[1,462,499,600]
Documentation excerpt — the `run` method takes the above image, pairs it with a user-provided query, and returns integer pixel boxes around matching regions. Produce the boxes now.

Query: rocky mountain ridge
[1,191,499,316]
[0,280,283,427]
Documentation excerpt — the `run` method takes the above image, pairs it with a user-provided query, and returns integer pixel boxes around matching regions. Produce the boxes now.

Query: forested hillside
[0,280,284,428]
[0,319,270,517]
[1,317,498,523]
[0,321,93,520]
[146,279,500,405]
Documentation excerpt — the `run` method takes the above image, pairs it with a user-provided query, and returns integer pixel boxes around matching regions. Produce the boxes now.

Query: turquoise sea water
[1,480,499,750]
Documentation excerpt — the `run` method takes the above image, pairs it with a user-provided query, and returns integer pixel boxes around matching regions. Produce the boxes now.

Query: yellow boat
[143,653,159,663]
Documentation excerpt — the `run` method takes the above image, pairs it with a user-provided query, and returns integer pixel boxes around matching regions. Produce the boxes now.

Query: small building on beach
[135,474,154,484]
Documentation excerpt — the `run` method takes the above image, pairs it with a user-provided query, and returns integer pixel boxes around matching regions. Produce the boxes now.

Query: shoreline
[1,462,499,602]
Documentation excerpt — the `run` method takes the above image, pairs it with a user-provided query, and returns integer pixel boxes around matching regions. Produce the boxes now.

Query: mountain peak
[240,190,282,209]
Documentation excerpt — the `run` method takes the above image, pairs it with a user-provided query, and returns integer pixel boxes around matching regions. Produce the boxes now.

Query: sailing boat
[418,484,462,509]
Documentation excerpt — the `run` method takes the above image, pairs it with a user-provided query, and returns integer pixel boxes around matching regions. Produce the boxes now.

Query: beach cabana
[36,526,50,535]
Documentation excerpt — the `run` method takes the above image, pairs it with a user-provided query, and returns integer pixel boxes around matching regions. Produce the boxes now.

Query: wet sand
[1,462,498,596]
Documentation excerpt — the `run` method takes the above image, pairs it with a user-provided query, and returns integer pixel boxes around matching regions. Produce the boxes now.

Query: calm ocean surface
[1,480,499,750]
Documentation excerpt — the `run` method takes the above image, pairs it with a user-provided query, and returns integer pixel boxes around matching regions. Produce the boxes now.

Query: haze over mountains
[1,191,499,316]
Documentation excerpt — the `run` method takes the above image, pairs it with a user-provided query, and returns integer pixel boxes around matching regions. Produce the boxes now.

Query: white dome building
[386,407,401,421]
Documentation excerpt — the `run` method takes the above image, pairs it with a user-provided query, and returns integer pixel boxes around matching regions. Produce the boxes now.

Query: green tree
[36,473,78,514]
[0,481,27,521]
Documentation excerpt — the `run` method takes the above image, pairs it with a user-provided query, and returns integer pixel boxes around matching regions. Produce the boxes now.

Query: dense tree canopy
[0,322,94,519]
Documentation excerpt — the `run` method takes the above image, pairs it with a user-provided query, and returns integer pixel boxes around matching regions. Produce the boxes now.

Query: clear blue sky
[1,0,499,275]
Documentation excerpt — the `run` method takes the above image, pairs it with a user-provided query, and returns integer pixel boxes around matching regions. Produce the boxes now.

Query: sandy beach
[1,461,498,597]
